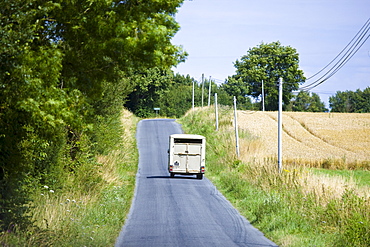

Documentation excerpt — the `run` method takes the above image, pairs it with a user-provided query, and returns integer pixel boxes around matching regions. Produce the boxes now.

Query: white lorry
[168,134,206,179]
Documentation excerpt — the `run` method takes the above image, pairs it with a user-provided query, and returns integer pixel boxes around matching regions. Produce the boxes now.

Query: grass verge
[179,107,370,247]
[0,109,138,246]
[313,168,370,188]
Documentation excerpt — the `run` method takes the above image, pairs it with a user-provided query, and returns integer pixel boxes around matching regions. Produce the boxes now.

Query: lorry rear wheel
[170,173,175,178]
[197,174,203,179]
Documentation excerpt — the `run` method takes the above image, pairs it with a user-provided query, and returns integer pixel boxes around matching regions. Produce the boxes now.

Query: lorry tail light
[201,166,205,173]
[169,165,173,172]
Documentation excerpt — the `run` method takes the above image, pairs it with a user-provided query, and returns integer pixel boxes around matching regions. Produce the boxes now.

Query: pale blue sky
[172,0,370,106]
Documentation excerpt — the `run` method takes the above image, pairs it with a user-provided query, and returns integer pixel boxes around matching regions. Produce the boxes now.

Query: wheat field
[237,111,370,168]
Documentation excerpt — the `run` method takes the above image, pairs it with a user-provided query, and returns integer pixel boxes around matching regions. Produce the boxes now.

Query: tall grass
[0,109,138,246]
[313,168,370,187]
[179,107,370,247]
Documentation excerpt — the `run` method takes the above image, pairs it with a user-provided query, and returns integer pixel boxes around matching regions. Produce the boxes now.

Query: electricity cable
[301,30,370,91]
[305,18,370,81]
[299,18,370,91]
[300,19,370,90]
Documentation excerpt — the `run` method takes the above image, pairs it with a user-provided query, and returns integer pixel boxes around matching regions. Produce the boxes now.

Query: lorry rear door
[173,138,202,173]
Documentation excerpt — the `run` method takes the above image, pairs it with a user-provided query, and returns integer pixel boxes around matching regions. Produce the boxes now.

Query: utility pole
[233,96,240,158]
[201,73,204,107]
[215,93,219,131]
[208,76,212,106]
[192,78,195,110]
[262,80,265,112]
[278,77,283,173]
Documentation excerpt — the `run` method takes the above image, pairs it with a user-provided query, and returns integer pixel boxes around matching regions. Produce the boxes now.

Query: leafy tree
[329,87,370,112]
[125,72,238,118]
[158,74,203,117]
[291,91,327,112]
[309,93,327,112]
[0,0,186,229]
[222,76,250,108]
[329,91,349,112]
[220,78,253,109]
[53,0,186,99]
[227,41,306,110]
[0,0,68,227]
[125,68,174,117]
[159,83,194,117]
[125,72,203,118]
[360,87,370,112]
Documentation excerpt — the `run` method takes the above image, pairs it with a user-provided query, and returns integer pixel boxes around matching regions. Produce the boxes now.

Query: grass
[0,109,139,246]
[313,168,370,187]
[179,106,370,247]
[3,107,368,246]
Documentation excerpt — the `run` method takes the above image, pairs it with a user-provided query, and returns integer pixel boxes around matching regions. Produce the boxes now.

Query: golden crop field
[237,111,370,168]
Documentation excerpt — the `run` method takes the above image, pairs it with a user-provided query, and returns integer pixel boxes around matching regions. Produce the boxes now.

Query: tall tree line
[125,71,231,118]
[0,0,185,229]
[329,87,370,113]
[127,41,370,118]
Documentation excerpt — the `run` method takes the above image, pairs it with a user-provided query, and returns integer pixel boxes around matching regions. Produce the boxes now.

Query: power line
[310,90,337,95]
[194,19,370,91]
[299,18,370,91]
[305,18,370,81]
[300,18,370,90]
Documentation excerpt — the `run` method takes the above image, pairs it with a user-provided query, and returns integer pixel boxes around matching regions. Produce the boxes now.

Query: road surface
[115,119,277,247]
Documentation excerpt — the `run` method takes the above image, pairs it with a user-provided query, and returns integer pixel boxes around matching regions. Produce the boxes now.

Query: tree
[125,72,203,118]
[0,0,186,229]
[309,93,327,112]
[52,0,186,100]
[329,87,370,112]
[158,74,202,117]
[125,68,174,117]
[360,87,370,112]
[124,72,238,118]
[227,41,306,110]
[221,77,253,109]
[291,91,327,112]
[0,0,69,227]
[215,84,234,107]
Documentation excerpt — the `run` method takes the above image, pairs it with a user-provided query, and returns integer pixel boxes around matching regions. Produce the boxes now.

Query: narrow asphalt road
[115,119,277,247]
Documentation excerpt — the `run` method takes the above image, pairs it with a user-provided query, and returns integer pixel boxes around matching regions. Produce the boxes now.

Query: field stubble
[238,111,370,169]
[237,110,370,199]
